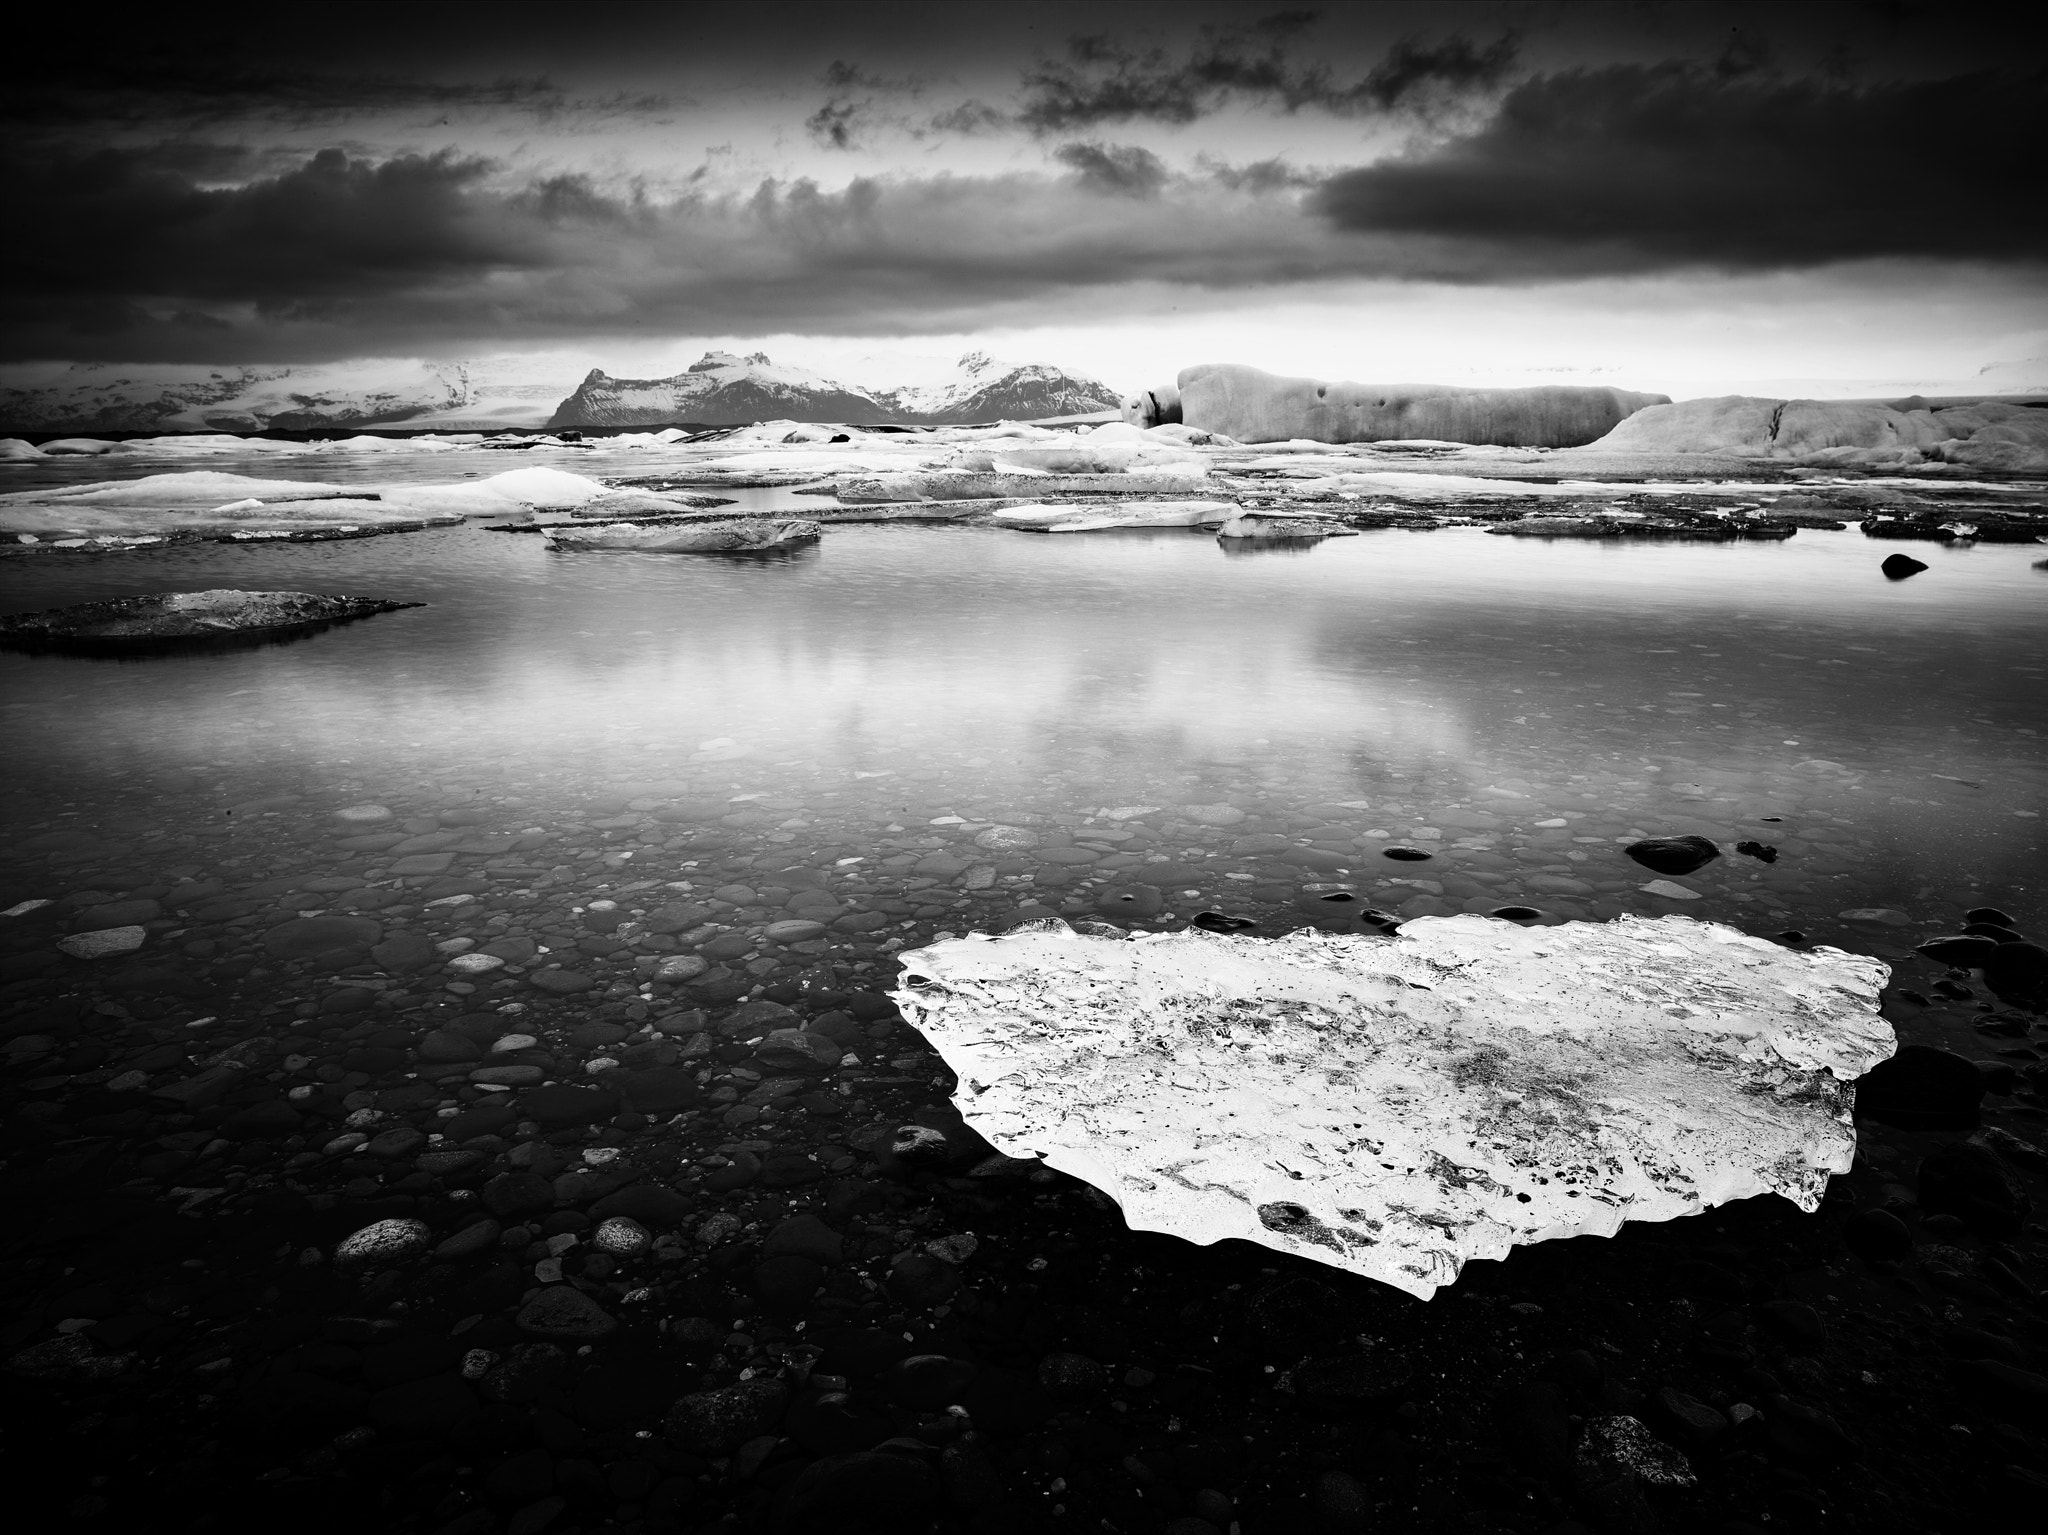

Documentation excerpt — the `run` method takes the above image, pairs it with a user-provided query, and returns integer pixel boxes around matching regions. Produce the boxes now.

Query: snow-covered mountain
[548,350,1123,428]
[0,359,476,433]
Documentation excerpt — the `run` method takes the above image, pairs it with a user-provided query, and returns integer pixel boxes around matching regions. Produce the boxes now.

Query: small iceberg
[0,589,421,655]
[541,516,822,553]
[893,914,1893,1299]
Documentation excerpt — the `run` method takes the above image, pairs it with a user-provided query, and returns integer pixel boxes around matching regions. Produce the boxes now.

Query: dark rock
[1382,847,1433,862]
[1497,1383,1571,1478]
[529,969,594,995]
[1964,922,2023,943]
[236,1372,369,1444]
[1037,1351,1106,1401]
[1574,1415,1694,1490]
[1881,553,1929,579]
[1192,911,1258,932]
[762,1213,844,1264]
[264,914,382,960]
[483,1173,557,1220]
[368,1375,479,1436]
[1765,1395,1859,1461]
[786,1389,893,1455]
[1759,1300,1826,1347]
[753,1254,824,1310]
[887,1253,961,1307]
[590,1183,692,1225]
[1918,1140,2031,1238]
[446,1102,517,1142]
[618,1067,697,1114]
[1916,934,2000,966]
[372,931,439,971]
[1623,835,1720,877]
[1095,884,1165,919]
[960,1368,1052,1435]
[1856,1044,1986,1130]
[1966,905,2018,927]
[1307,1468,1372,1531]
[1733,840,1778,863]
[1651,1387,1727,1453]
[516,1287,617,1338]
[520,1084,619,1125]
[484,1446,556,1505]
[1294,1351,1416,1411]
[1244,1275,1348,1349]
[769,1450,942,1535]
[886,1353,979,1410]
[1842,1207,1912,1262]
[666,1378,790,1455]
[1984,941,2048,1005]
[1490,905,1543,922]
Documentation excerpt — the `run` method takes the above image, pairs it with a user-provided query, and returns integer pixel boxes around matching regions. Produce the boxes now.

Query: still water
[2,519,2043,968]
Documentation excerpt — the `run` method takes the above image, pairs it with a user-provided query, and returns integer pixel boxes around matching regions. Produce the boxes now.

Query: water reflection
[1,520,2041,948]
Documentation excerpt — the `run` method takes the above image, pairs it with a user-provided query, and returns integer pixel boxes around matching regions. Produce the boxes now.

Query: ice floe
[893,913,1893,1299]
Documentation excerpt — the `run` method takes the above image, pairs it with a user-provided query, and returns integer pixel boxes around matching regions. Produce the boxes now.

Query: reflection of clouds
[6,525,1474,792]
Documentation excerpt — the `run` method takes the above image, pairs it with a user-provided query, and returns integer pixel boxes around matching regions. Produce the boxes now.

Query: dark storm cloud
[1311,64,2048,273]
[1015,15,1518,132]
[0,141,1347,360]
[3,60,587,131]
[1052,142,1170,198]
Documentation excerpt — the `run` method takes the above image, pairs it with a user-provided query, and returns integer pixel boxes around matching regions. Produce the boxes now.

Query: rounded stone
[529,969,594,994]
[516,1286,617,1338]
[1624,835,1721,877]
[334,1217,431,1266]
[333,804,394,824]
[448,952,505,975]
[764,919,827,944]
[1095,884,1165,919]
[1037,1351,1106,1400]
[265,914,382,960]
[57,926,147,960]
[592,1216,652,1256]
[656,954,708,980]
[973,825,1041,851]
[1382,846,1433,862]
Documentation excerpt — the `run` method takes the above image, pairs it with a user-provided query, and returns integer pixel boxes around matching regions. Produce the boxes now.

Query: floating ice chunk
[892,914,1892,1299]
[992,500,1235,532]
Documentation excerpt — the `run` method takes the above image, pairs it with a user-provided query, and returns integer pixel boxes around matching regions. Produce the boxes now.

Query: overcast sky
[5,1,2042,395]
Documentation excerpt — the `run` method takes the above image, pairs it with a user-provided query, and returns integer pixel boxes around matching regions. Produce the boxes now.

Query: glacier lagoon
[1,442,2044,1535]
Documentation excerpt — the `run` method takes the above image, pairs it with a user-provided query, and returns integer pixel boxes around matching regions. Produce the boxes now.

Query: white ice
[892,914,1893,1299]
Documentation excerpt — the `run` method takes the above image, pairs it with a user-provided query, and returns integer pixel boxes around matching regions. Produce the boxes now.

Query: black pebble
[1734,840,1778,863]
[1842,1207,1912,1262]
[1857,1044,1987,1130]
[1491,906,1543,922]
[1881,552,1929,579]
[1624,834,1721,876]
[1967,905,2017,927]
[1191,911,1257,933]
[1382,846,1433,861]
[1776,930,1808,946]
[1916,934,2000,966]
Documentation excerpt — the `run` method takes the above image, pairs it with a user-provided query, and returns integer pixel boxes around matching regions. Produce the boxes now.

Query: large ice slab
[892,915,1893,1299]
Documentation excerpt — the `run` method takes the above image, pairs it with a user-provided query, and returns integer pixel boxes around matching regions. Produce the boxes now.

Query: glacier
[892,914,1894,1299]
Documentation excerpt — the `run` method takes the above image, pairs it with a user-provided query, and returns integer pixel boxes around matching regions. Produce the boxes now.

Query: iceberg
[893,914,1893,1299]
[540,517,821,553]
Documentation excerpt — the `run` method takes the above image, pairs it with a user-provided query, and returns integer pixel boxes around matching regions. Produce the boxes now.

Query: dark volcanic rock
[769,1450,942,1535]
[1918,1141,2031,1238]
[1855,1044,1986,1130]
[1881,553,1929,580]
[1915,934,2000,967]
[1623,835,1721,877]
[666,1378,790,1455]
[1983,941,2048,1006]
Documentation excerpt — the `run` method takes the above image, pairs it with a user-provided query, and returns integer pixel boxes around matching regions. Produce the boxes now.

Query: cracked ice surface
[892,914,1893,1299]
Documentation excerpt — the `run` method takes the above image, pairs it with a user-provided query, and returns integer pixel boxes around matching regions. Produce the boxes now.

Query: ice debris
[892,913,1894,1299]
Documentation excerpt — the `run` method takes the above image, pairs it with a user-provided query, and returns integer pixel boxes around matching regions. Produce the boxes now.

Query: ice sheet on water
[894,913,1893,1299]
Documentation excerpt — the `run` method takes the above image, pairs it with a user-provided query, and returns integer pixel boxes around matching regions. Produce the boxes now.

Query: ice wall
[893,914,1893,1298]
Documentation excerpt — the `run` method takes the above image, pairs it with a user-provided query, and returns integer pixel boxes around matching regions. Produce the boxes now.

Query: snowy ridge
[548,350,1122,428]
[0,360,474,434]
